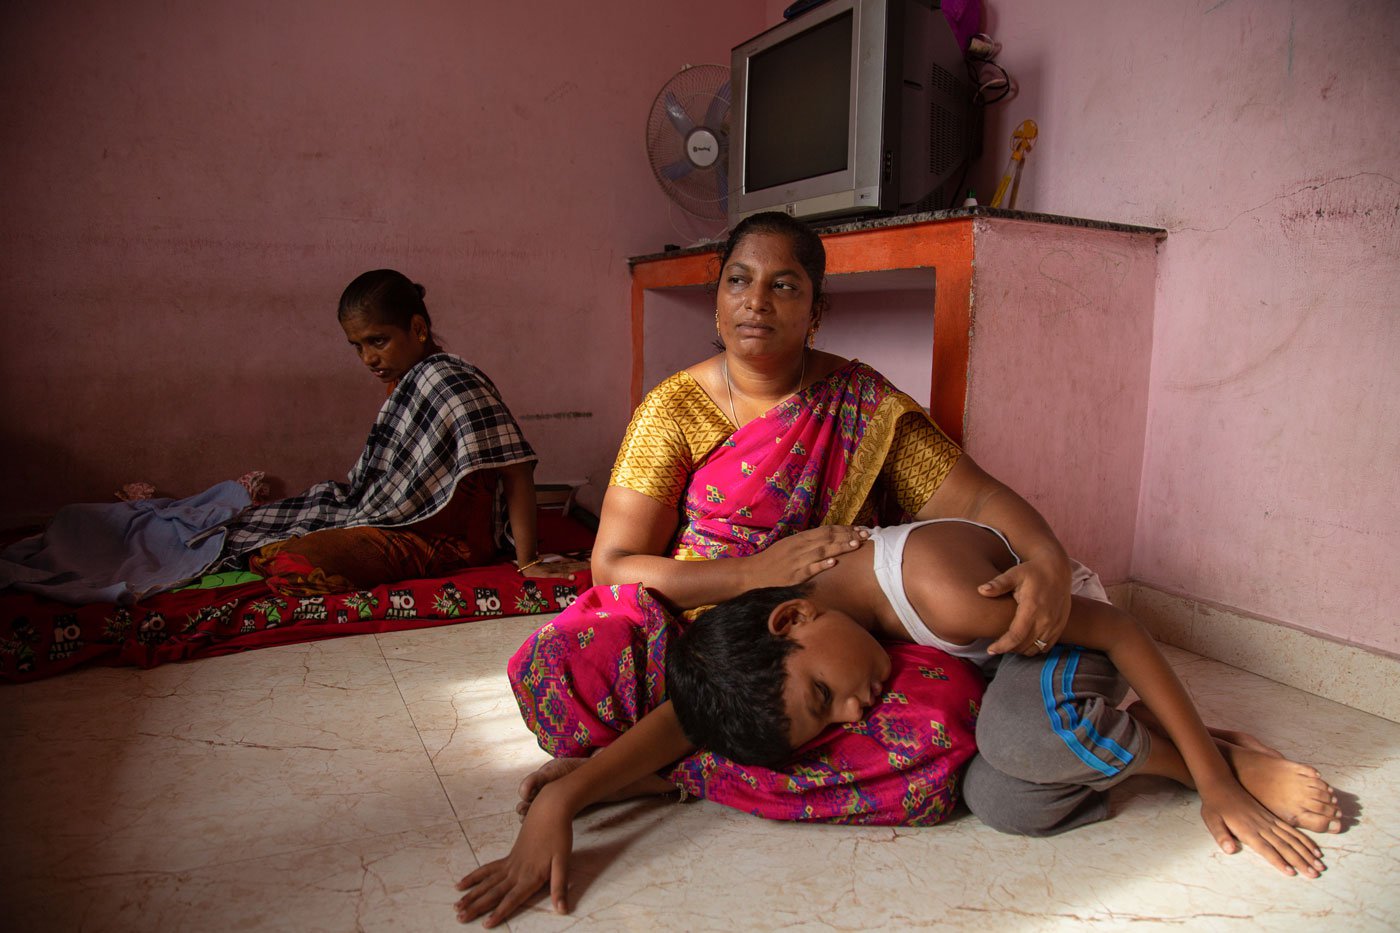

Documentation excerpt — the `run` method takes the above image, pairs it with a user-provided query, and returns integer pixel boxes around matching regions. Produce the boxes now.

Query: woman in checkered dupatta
[226,270,576,595]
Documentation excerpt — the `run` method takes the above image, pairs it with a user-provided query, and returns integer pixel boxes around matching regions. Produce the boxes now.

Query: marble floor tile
[3,621,1398,932]
[7,821,477,933]
[380,615,558,823]
[464,772,1397,932]
[0,635,457,895]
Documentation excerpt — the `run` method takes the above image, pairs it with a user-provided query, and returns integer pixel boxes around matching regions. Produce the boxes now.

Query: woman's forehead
[341,312,403,337]
[729,232,804,269]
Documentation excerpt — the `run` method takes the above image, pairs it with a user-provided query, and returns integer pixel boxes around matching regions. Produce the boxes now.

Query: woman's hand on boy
[981,549,1072,656]
[454,793,574,926]
[746,525,869,589]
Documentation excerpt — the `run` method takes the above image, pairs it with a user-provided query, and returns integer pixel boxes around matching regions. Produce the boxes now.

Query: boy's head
[666,585,891,768]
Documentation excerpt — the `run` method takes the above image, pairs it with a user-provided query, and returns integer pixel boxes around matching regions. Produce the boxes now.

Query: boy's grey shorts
[961,646,1152,837]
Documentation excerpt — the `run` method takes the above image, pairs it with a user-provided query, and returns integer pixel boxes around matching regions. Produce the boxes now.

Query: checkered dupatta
[219,354,536,558]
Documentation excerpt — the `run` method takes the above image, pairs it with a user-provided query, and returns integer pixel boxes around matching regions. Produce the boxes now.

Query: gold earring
[715,310,721,334]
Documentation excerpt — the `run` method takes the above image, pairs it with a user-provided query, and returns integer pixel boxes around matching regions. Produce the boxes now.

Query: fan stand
[666,199,727,248]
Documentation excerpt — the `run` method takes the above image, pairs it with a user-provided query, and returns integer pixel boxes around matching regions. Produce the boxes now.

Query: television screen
[744,10,853,191]
[730,0,973,223]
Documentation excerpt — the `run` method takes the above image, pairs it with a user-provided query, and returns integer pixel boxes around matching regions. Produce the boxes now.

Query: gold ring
[1034,639,1049,650]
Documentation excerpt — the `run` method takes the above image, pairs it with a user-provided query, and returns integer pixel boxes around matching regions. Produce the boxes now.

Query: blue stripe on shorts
[1040,647,1133,777]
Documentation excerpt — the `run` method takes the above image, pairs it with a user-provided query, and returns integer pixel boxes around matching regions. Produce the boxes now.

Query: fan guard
[645,64,731,222]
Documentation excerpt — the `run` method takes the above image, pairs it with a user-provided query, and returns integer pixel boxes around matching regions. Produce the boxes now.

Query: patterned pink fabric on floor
[512,583,983,825]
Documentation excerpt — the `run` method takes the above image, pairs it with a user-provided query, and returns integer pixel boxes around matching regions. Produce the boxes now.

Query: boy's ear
[767,599,812,637]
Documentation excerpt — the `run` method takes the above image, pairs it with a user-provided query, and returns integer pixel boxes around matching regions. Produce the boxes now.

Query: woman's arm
[499,461,540,567]
[916,453,1072,655]
[591,485,867,610]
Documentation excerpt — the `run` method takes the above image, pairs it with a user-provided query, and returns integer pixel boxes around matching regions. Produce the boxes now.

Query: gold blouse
[610,369,960,516]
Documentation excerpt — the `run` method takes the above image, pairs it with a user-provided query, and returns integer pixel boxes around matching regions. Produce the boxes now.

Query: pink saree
[508,362,984,825]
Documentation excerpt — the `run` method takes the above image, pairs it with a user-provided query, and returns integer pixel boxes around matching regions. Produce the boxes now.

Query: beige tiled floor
[3,616,1398,932]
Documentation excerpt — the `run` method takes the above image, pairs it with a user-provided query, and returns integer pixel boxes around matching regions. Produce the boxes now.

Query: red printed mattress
[0,510,595,683]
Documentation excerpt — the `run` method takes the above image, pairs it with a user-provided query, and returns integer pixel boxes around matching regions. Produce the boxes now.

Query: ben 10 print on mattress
[387,588,419,621]
[49,615,84,662]
[1,572,588,683]
[472,581,581,617]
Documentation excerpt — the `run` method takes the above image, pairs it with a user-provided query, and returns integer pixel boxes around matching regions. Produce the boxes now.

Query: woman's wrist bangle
[516,557,544,574]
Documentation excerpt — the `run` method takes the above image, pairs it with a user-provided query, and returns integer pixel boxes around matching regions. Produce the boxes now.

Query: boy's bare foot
[515,755,678,816]
[1218,742,1342,834]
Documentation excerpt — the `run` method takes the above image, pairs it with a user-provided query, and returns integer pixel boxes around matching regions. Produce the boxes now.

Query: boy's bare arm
[914,556,1325,878]
[915,454,1072,655]
[1056,601,1231,778]
[454,702,695,926]
[1052,599,1323,877]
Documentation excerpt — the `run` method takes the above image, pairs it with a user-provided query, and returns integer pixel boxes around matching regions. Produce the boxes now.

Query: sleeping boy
[667,518,1341,862]
[455,519,1341,925]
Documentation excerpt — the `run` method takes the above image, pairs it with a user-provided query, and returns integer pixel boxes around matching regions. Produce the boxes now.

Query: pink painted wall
[964,220,1158,586]
[639,277,937,405]
[0,0,761,525]
[979,1,1400,654]
[815,282,937,406]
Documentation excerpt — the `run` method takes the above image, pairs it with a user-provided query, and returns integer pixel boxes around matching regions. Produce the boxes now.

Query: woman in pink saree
[509,356,982,820]
[457,212,1078,924]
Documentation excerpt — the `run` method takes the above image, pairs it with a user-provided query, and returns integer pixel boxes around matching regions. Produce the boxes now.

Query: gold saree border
[824,394,959,526]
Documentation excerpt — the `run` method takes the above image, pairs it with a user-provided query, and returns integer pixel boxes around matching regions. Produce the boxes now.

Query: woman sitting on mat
[222,268,576,595]
[454,211,1078,925]
[3,269,574,605]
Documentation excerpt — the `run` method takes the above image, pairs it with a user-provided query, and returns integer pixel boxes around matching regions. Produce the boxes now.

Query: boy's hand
[1199,782,1325,879]
[454,792,573,926]
[981,550,1071,655]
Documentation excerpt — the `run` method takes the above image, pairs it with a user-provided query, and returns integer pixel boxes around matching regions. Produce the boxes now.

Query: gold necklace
[722,350,806,426]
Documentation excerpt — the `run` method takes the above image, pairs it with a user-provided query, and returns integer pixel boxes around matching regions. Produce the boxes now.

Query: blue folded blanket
[0,480,251,605]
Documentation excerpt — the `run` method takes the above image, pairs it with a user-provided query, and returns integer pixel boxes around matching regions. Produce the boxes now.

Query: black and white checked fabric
[219,354,536,559]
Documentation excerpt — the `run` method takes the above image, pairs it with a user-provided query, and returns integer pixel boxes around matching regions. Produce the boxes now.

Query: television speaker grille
[928,104,960,175]
[928,61,961,97]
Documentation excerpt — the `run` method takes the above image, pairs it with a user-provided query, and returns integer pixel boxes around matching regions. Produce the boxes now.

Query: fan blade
[664,92,695,136]
[715,162,729,202]
[661,158,694,182]
[704,82,731,129]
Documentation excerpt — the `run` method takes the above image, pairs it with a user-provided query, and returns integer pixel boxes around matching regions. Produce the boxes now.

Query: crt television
[728,0,975,225]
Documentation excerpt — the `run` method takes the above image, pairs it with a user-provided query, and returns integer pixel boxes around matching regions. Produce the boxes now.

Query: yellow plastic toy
[990,119,1038,210]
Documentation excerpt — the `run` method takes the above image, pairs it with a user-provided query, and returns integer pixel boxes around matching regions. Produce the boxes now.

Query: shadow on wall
[0,427,292,528]
[971,4,1044,211]
[0,429,118,529]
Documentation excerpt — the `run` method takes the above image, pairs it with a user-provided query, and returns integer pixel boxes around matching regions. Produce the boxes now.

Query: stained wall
[976,0,1400,653]
[0,1,758,523]
[6,1,1397,658]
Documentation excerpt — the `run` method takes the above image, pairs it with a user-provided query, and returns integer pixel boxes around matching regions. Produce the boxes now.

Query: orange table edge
[628,217,974,445]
